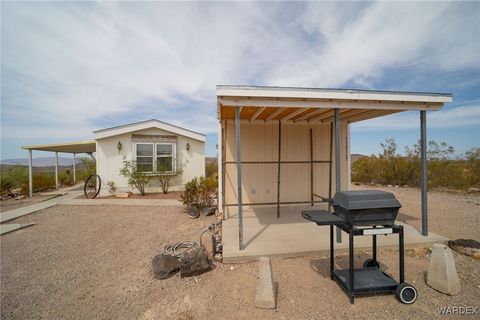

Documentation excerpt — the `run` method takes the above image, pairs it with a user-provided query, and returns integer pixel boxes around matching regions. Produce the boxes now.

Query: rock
[116,192,133,198]
[180,246,213,278]
[468,187,480,193]
[213,253,223,262]
[426,244,461,295]
[202,207,216,216]
[255,257,276,309]
[152,254,180,279]
[14,194,26,200]
[185,207,200,219]
[448,239,480,260]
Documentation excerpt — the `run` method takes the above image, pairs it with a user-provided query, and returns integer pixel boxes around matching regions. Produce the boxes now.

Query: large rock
[180,246,212,277]
[426,244,461,295]
[152,254,180,279]
[255,257,276,309]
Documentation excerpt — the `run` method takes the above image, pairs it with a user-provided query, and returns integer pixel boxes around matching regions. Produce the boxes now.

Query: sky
[1,1,479,160]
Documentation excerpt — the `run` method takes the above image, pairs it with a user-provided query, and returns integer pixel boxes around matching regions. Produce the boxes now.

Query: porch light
[186,142,190,151]
[117,141,122,152]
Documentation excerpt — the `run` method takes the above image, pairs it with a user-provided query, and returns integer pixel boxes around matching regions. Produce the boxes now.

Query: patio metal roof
[216,85,453,123]
[22,140,96,153]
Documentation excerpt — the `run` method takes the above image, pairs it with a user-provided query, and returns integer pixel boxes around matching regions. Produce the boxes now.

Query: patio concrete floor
[222,205,448,262]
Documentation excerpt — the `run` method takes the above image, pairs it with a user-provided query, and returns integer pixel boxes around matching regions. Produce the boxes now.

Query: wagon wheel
[84,174,101,199]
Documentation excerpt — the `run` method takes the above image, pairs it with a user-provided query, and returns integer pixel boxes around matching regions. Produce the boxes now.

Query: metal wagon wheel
[84,174,102,199]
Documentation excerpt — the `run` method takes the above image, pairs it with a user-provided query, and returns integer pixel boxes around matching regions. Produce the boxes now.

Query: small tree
[154,161,184,194]
[119,160,151,196]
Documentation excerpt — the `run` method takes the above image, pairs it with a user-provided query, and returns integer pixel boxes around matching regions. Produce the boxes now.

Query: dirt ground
[1,186,479,320]
[0,194,58,213]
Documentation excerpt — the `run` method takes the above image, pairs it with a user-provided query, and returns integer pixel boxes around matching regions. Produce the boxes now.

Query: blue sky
[1,1,479,160]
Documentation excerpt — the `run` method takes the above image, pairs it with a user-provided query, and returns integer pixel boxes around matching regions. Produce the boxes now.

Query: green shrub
[0,175,15,195]
[59,169,74,187]
[76,157,96,182]
[119,160,151,195]
[352,139,480,191]
[181,176,217,211]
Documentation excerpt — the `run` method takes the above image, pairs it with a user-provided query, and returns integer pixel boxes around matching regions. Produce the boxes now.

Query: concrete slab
[223,206,448,262]
[254,257,276,309]
[0,192,81,223]
[0,223,35,235]
[63,199,182,206]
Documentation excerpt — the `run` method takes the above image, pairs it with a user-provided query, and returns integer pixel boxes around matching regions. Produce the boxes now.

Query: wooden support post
[277,121,282,218]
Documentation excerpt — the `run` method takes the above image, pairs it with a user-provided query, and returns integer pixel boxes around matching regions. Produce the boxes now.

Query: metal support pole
[236,107,244,250]
[28,149,33,197]
[55,152,59,188]
[277,122,282,218]
[399,225,405,283]
[349,227,354,304]
[310,128,314,206]
[335,109,342,243]
[217,122,223,215]
[73,153,76,184]
[330,225,334,280]
[420,111,428,236]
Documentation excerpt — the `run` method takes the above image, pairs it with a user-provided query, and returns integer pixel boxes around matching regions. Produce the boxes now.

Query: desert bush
[0,175,15,195]
[181,176,217,212]
[119,160,151,195]
[76,157,96,182]
[59,169,74,186]
[107,181,117,196]
[205,160,218,178]
[352,139,480,191]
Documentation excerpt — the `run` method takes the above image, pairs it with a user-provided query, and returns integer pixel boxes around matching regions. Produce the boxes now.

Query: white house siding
[96,127,205,196]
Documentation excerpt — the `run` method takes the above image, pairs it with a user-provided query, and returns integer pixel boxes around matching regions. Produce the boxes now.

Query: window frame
[134,142,176,174]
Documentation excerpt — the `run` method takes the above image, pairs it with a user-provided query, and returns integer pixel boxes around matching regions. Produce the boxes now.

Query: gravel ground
[1,186,479,319]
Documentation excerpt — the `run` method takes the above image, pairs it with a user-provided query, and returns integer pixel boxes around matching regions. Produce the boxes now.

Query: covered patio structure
[216,85,452,260]
[22,141,96,197]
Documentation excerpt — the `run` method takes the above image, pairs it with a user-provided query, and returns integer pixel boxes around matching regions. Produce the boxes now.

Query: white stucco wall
[96,127,205,196]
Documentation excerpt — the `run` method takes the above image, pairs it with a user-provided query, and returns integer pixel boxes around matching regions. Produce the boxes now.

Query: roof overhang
[93,119,206,142]
[217,85,453,123]
[22,140,96,153]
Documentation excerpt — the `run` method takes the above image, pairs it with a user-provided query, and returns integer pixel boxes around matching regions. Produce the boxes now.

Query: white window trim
[134,142,176,173]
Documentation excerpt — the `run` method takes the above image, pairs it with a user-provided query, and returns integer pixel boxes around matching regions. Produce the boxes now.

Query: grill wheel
[395,283,418,304]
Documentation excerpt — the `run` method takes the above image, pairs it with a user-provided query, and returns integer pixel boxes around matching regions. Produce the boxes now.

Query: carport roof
[22,140,96,153]
[217,85,453,123]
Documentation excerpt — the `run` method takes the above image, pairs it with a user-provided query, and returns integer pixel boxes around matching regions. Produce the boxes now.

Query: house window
[156,143,174,172]
[136,143,154,172]
[134,142,175,173]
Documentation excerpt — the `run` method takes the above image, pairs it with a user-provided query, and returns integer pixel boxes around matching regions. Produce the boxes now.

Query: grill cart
[302,190,417,304]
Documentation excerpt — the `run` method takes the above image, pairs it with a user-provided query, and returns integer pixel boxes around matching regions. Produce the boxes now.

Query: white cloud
[1,1,479,142]
[352,102,480,131]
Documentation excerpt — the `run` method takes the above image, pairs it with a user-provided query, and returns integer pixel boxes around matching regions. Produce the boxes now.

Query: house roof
[93,119,206,142]
[22,140,96,153]
[216,85,453,123]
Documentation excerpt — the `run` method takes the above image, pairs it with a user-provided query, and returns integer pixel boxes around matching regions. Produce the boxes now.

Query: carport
[22,141,96,197]
[216,85,453,253]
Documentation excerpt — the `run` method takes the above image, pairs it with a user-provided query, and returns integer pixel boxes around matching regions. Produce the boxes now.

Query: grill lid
[333,190,401,210]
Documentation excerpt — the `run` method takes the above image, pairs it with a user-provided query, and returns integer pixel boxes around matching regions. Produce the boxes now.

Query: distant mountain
[1,156,79,167]
[351,154,364,162]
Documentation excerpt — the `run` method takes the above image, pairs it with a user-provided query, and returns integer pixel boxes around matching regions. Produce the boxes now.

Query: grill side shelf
[301,210,346,226]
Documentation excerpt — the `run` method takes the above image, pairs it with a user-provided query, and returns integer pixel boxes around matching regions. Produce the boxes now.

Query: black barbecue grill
[302,190,417,304]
